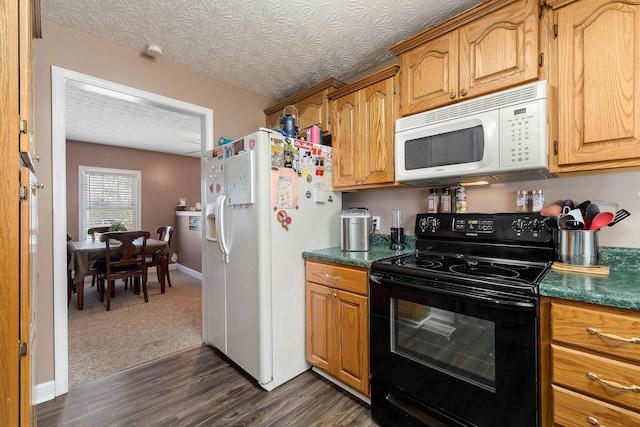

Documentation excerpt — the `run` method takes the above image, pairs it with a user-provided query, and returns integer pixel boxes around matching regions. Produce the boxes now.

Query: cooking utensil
[588,211,614,230]
[592,200,618,215]
[558,215,584,230]
[576,200,591,215]
[561,199,574,215]
[584,203,599,229]
[608,209,631,227]
[566,208,585,224]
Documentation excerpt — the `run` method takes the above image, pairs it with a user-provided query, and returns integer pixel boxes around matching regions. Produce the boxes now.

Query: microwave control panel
[499,99,546,170]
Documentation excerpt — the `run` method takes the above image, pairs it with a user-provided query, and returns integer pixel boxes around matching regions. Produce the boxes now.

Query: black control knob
[531,219,543,232]
[512,219,524,232]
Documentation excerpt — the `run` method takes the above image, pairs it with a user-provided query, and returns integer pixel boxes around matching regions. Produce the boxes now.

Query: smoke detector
[144,44,163,58]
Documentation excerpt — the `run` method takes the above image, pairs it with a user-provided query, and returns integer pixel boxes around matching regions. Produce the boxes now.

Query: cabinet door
[265,111,280,131]
[306,282,332,372]
[296,91,325,132]
[399,31,459,115]
[333,289,369,395]
[359,77,397,185]
[556,0,640,167]
[331,92,359,187]
[459,0,538,100]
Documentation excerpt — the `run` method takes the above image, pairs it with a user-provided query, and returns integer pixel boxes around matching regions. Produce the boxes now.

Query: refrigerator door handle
[215,194,230,263]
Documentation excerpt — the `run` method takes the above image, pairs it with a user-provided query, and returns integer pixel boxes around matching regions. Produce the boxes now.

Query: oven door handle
[370,272,536,311]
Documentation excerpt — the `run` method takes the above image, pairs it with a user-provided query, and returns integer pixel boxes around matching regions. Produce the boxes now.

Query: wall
[34,20,273,385]
[344,170,640,248]
[66,140,200,265]
[175,213,202,273]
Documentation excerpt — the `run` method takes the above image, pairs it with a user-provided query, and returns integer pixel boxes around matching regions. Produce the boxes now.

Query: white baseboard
[145,263,200,279]
[34,380,56,404]
[176,264,201,280]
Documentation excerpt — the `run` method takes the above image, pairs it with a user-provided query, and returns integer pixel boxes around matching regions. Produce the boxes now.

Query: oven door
[369,271,538,427]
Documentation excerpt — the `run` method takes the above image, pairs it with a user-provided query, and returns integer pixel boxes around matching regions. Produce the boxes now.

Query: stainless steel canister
[340,208,371,251]
[556,229,600,266]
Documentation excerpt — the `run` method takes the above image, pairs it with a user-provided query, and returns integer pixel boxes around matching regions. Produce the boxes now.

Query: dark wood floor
[37,344,379,426]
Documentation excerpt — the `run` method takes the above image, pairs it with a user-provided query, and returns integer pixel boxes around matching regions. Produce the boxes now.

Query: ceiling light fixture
[143,44,163,59]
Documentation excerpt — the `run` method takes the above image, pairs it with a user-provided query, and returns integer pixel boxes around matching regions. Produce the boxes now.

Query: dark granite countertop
[304,238,640,312]
[540,247,640,311]
[302,234,415,268]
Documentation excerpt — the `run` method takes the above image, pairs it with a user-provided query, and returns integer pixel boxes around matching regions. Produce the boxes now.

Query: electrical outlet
[372,216,381,231]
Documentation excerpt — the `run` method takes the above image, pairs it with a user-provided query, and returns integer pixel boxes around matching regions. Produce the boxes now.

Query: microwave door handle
[215,194,229,263]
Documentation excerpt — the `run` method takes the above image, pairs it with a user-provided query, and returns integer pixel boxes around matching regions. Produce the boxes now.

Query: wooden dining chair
[84,226,113,292]
[95,231,150,311]
[146,226,174,289]
[87,226,111,241]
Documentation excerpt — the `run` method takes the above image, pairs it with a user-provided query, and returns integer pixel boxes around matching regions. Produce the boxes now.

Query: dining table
[67,237,170,310]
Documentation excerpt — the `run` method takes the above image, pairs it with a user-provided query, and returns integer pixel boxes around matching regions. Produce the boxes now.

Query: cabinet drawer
[552,345,640,412]
[305,261,368,295]
[551,302,640,363]
[553,385,640,427]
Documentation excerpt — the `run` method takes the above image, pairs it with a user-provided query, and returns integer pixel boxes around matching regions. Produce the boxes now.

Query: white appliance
[202,128,342,390]
[395,80,554,187]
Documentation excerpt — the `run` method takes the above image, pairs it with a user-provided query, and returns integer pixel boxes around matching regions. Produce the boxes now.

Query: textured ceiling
[42,0,485,156]
[65,80,203,156]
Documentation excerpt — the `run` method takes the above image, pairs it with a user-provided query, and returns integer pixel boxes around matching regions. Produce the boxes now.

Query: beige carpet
[67,269,203,388]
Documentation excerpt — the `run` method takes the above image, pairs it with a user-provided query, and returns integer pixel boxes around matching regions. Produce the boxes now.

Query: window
[79,166,141,240]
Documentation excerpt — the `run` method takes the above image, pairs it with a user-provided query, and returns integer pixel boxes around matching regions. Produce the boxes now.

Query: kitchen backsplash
[343,170,640,249]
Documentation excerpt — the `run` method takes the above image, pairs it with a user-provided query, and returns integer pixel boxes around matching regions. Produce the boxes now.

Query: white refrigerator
[202,128,342,390]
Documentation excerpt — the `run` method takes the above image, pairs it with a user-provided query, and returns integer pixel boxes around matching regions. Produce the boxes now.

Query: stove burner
[491,262,530,271]
[415,253,444,269]
[416,253,445,260]
[449,264,520,278]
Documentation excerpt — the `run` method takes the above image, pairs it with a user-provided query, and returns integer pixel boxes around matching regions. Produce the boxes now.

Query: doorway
[52,67,213,395]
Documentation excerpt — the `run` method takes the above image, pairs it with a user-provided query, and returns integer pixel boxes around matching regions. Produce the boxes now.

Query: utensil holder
[556,229,600,266]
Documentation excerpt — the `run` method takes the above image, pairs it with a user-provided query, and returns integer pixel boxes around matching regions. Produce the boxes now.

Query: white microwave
[394,80,554,187]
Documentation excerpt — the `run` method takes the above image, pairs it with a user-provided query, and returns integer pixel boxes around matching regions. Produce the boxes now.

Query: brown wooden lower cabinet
[305,260,369,397]
[541,297,640,426]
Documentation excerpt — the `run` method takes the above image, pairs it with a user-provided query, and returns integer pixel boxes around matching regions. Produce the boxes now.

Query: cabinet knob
[36,182,45,190]
[332,293,337,298]
[449,92,456,99]
[460,88,468,96]
[587,416,605,427]
[33,154,40,162]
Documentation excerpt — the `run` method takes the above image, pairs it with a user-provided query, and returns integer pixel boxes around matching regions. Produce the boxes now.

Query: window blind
[79,166,141,240]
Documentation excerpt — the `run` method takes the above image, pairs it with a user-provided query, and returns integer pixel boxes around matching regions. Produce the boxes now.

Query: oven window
[391,298,495,391]
[404,125,484,170]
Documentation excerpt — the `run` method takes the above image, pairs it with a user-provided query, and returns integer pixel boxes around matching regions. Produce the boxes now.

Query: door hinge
[393,85,398,95]
[538,53,544,67]
[538,4,544,19]
[19,341,27,358]
[553,24,558,39]
[327,116,331,125]
[19,185,29,200]
[19,119,28,134]
[553,140,558,155]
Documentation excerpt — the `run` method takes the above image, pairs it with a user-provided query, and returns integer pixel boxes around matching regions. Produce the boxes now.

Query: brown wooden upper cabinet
[264,78,346,136]
[328,66,400,190]
[546,0,640,173]
[391,0,539,116]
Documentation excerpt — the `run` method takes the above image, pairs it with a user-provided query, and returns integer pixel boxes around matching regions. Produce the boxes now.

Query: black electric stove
[369,213,555,427]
